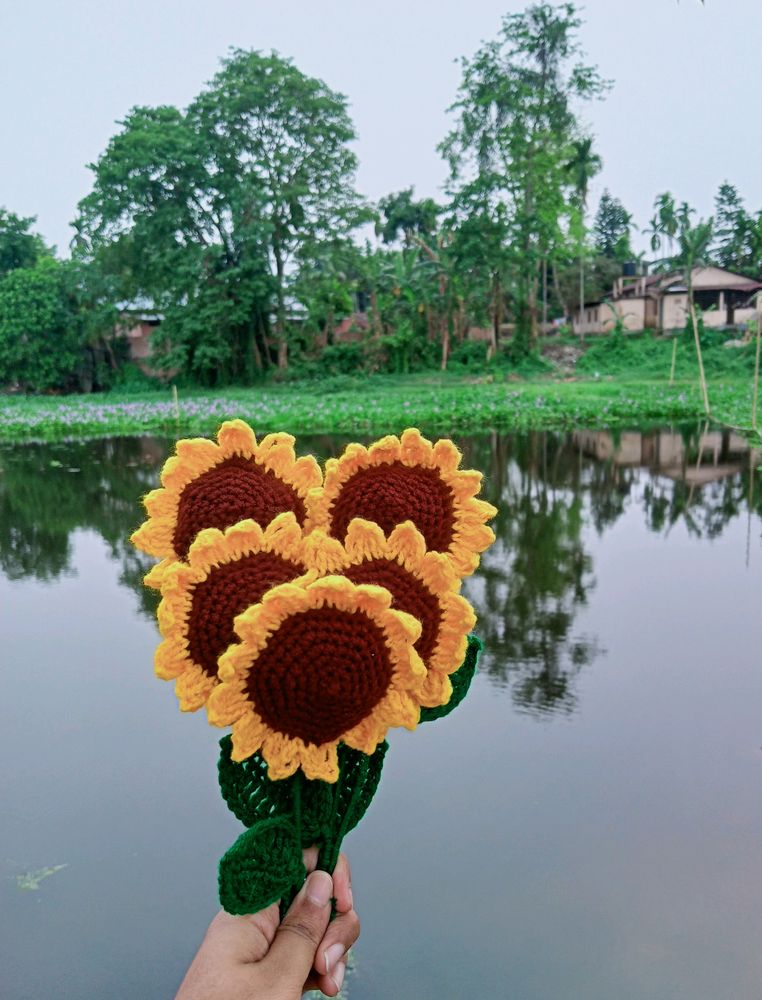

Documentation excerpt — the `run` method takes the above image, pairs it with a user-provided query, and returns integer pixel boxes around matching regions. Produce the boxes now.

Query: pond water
[1,427,761,1000]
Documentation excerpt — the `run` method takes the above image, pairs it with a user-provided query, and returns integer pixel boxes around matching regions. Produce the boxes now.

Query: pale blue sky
[1,0,759,254]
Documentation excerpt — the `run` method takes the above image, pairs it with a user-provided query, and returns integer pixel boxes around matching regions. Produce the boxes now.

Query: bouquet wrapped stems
[130,423,496,915]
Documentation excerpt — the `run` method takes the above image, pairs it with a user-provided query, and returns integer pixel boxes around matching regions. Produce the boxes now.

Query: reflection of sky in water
[1,430,761,1000]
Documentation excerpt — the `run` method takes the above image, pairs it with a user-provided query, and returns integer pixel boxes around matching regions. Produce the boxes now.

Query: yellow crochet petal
[387,520,427,565]
[343,722,385,756]
[344,518,386,561]
[367,434,401,465]
[130,520,172,559]
[400,427,433,465]
[217,418,257,456]
[389,608,423,646]
[418,671,453,709]
[143,488,174,518]
[175,437,220,471]
[174,665,216,713]
[143,558,172,590]
[432,438,462,474]
[301,530,346,575]
[451,470,484,501]
[297,743,340,783]
[230,711,269,760]
[155,638,189,680]
[292,455,322,492]
[207,681,250,726]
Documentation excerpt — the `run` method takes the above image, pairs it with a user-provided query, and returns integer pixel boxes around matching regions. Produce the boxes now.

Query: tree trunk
[277,339,288,369]
[440,315,450,371]
[370,290,382,339]
[489,272,500,360]
[528,270,539,347]
[273,237,288,369]
[552,262,568,320]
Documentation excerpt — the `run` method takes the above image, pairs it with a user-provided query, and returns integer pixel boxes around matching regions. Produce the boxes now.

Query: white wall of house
[661,293,689,331]
[613,297,646,331]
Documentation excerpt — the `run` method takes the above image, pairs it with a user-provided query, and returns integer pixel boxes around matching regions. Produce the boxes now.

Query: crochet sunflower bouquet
[132,422,496,915]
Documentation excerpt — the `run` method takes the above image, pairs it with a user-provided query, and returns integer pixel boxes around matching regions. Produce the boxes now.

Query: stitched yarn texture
[246,607,393,746]
[330,461,455,551]
[344,556,442,663]
[174,456,307,559]
[188,551,306,678]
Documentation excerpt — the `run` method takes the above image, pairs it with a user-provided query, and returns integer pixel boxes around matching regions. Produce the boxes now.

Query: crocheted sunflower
[208,576,425,781]
[154,512,340,712]
[132,419,321,587]
[307,428,497,576]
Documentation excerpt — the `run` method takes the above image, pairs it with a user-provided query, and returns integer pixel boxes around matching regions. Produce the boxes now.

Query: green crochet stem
[217,634,482,915]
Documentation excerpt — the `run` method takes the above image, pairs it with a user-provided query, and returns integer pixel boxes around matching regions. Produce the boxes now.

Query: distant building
[574,266,762,336]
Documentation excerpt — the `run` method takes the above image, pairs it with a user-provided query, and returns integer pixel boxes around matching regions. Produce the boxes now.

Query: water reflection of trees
[0,438,166,617]
[460,434,598,717]
[460,428,761,717]
[1,428,759,710]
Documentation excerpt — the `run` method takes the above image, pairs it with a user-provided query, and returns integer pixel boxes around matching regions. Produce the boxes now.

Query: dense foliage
[1,3,760,395]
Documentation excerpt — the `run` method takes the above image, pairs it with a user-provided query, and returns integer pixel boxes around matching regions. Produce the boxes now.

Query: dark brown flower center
[187,552,305,677]
[173,456,306,559]
[344,558,441,664]
[247,608,393,746]
[329,461,455,553]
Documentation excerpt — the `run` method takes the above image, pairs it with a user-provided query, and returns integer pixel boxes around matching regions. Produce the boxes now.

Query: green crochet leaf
[218,816,306,915]
[419,633,482,723]
[218,737,334,847]
[335,740,388,836]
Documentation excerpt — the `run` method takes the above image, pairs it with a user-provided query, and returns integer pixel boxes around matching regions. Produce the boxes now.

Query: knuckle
[278,915,322,948]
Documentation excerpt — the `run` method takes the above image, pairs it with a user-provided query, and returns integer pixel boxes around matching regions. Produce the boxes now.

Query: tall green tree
[76,49,367,381]
[0,259,85,391]
[377,188,441,247]
[0,209,50,277]
[647,192,679,268]
[593,190,633,261]
[440,2,608,354]
[713,182,755,274]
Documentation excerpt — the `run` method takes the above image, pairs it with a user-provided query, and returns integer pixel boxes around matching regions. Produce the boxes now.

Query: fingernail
[306,870,332,907]
[332,959,346,992]
[325,942,345,973]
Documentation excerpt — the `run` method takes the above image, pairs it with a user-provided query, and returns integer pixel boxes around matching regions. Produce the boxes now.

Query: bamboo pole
[752,298,761,433]
[690,302,710,416]
[669,336,678,385]
[172,383,180,425]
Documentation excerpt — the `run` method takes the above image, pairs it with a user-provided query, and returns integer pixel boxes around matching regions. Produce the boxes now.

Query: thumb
[262,870,333,993]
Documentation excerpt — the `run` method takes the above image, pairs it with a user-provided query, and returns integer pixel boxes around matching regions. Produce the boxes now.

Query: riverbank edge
[1,377,760,444]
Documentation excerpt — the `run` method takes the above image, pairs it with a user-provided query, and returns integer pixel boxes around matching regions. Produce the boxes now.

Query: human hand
[175,850,358,1000]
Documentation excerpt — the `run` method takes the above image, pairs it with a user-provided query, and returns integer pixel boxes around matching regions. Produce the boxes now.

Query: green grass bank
[2,332,761,442]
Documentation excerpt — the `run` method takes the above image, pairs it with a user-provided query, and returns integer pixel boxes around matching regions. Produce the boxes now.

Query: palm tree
[565,138,602,339]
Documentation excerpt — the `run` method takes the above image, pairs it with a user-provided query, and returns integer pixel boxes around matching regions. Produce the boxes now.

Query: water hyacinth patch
[2,377,757,443]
